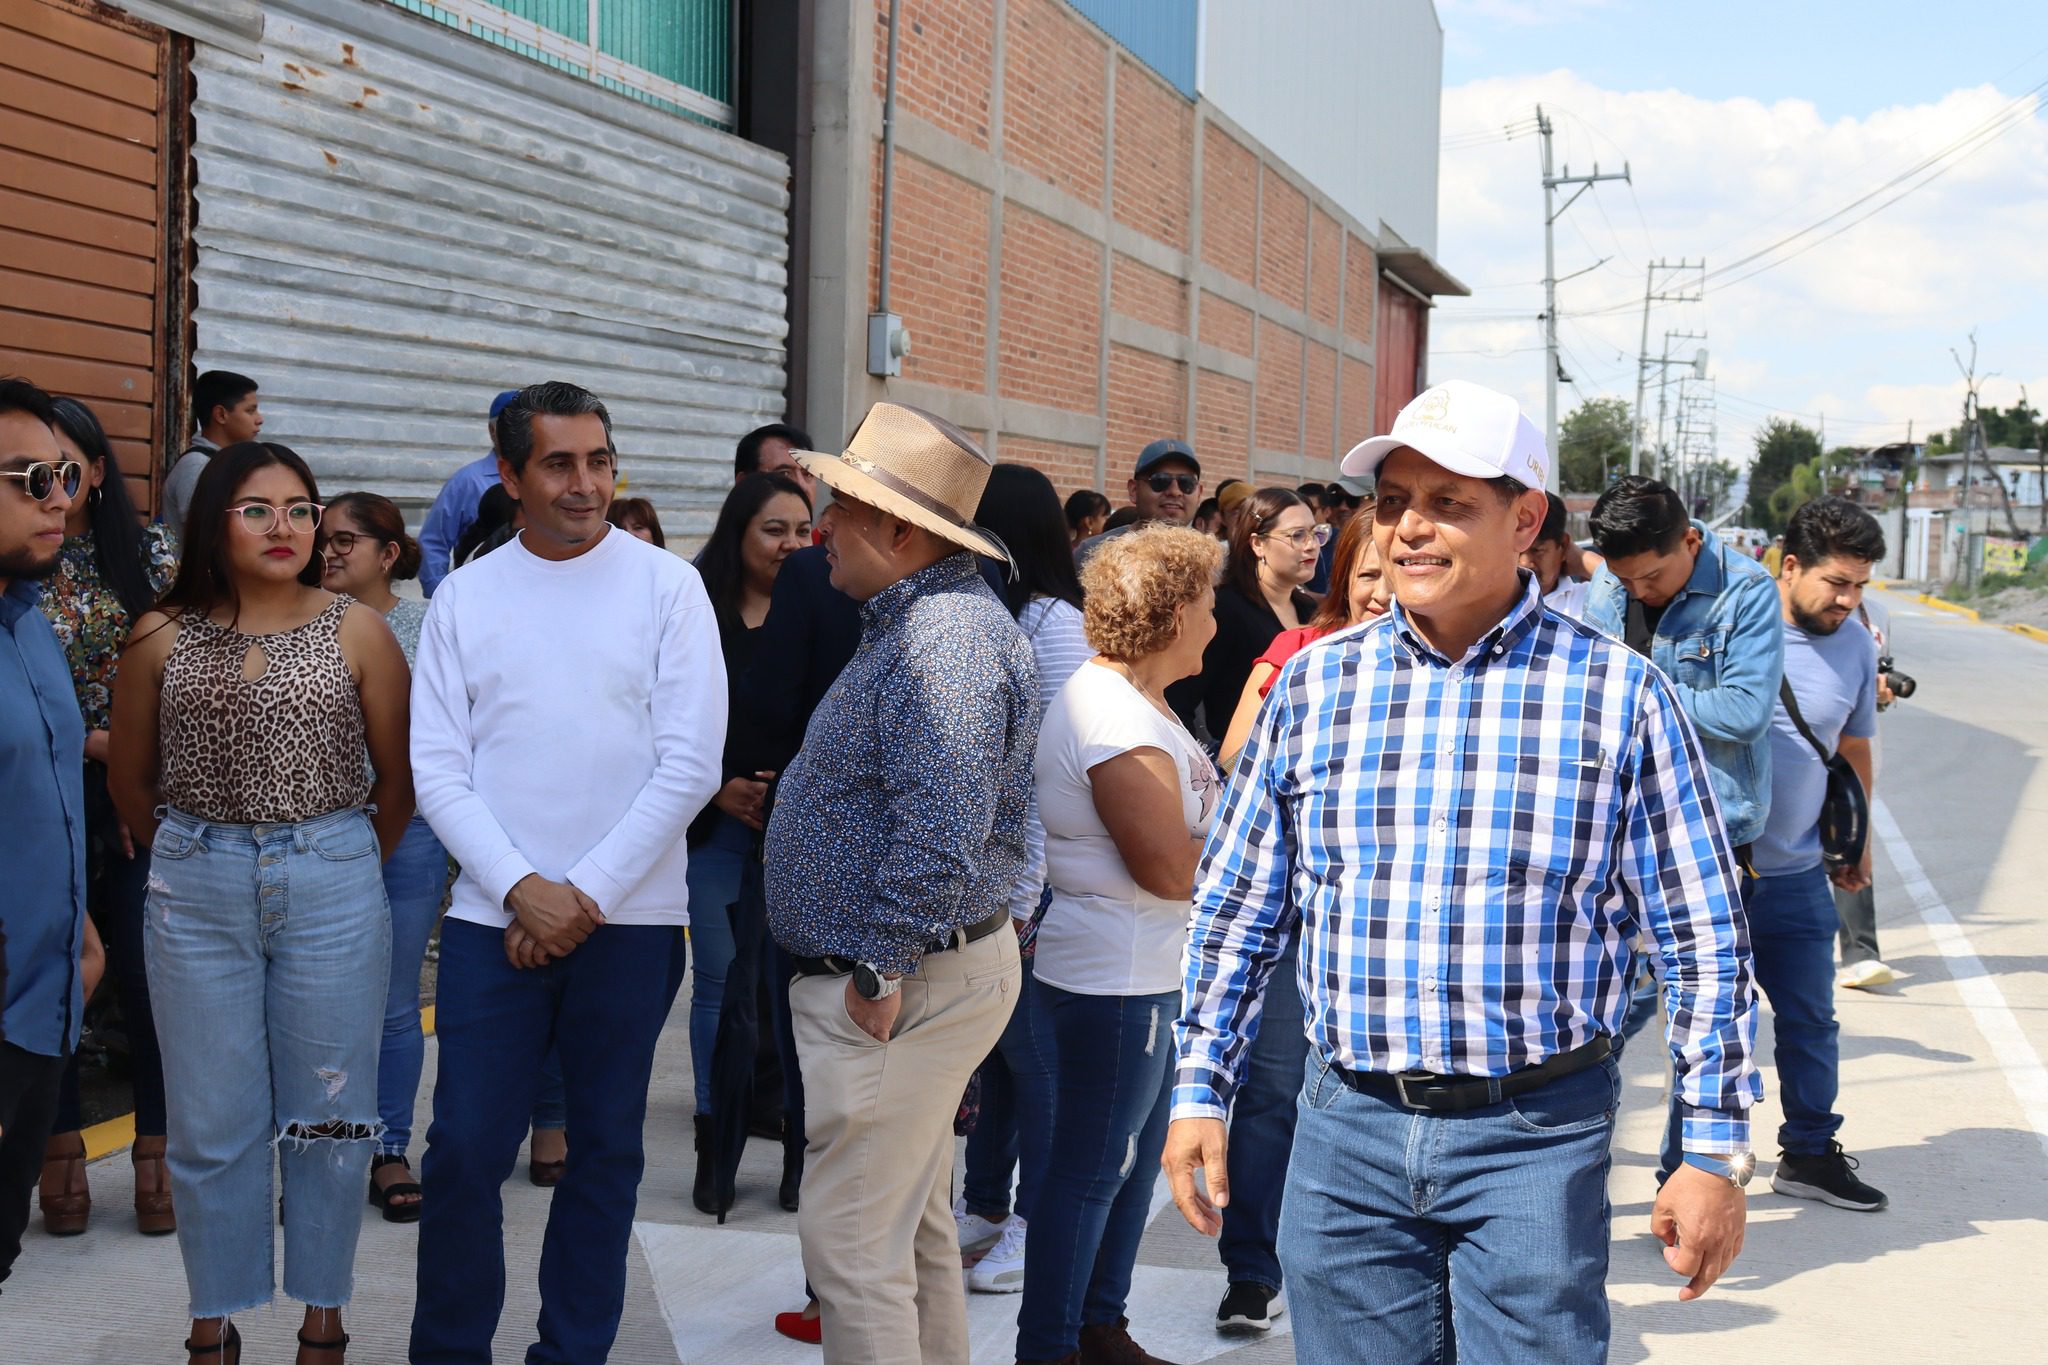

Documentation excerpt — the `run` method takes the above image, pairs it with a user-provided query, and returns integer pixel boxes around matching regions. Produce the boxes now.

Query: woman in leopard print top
[108,442,413,1365]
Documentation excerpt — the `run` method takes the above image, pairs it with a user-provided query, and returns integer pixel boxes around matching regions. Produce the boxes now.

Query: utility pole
[1951,332,1986,586]
[1628,261,1705,474]
[1538,105,1630,462]
[1653,327,1708,480]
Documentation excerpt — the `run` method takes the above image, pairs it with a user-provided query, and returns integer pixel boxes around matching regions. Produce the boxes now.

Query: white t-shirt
[411,527,727,928]
[1034,661,1221,995]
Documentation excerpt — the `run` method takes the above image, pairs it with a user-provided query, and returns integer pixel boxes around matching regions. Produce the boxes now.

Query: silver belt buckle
[1394,1071,1434,1109]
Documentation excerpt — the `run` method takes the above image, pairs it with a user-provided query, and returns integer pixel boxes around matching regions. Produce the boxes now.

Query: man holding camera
[1749,495,1889,1211]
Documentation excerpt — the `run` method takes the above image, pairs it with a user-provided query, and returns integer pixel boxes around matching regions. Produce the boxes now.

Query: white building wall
[1197,0,1443,254]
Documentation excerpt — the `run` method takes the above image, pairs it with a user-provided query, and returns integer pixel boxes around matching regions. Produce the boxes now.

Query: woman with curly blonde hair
[1016,524,1222,1365]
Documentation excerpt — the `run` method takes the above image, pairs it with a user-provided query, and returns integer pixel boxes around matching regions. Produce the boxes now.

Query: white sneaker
[1837,959,1897,990]
[968,1216,1027,1293]
[953,1196,1006,1256]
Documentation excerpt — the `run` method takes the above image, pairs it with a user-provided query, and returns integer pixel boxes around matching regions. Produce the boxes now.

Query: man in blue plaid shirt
[1163,381,1761,1362]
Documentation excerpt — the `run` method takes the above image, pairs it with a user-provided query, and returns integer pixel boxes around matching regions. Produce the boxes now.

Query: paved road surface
[9,587,2045,1363]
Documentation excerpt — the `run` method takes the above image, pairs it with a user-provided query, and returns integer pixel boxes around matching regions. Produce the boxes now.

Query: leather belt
[790,907,1011,980]
[1335,1035,1614,1113]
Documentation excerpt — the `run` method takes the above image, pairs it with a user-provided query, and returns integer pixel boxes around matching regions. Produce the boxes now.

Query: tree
[1557,397,1633,493]
[1746,417,1821,531]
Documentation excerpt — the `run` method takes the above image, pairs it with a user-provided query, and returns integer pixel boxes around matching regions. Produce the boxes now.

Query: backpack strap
[1778,676,1833,763]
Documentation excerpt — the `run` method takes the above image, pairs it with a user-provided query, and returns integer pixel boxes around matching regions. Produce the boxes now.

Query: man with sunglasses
[0,376,89,1290]
[1075,438,1204,566]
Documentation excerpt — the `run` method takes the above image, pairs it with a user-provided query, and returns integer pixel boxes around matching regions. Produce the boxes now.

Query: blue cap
[1134,438,1200,476]
[489,389,522,419]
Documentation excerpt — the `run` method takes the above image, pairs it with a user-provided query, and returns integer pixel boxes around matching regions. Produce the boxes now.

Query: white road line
[1873,797,2048,1161]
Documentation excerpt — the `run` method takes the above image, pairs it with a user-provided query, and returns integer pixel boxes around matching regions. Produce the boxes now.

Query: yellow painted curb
[80,1005,436,1162]
[2007,623,2048,645]
[1917,592,1981,621]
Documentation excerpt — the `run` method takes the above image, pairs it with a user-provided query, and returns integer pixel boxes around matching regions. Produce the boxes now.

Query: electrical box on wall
[867,312,910,377]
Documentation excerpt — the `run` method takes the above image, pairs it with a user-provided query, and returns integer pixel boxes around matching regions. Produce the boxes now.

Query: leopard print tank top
[158,594,371,823]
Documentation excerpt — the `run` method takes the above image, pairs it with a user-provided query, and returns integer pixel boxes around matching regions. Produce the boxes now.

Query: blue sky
[1430,1,2048,467]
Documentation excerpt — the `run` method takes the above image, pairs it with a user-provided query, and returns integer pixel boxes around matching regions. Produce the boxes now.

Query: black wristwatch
[852,962,902,1001]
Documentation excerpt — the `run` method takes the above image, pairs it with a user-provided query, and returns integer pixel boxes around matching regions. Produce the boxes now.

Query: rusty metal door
[0,0,175,513]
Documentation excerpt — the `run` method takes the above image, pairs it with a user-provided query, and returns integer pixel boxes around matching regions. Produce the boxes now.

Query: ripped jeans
[144,805,390,1317]
[1015,986,1177,1361]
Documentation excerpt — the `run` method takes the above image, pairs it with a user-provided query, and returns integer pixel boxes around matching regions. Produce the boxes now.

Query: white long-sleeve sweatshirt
[410,527,727,928]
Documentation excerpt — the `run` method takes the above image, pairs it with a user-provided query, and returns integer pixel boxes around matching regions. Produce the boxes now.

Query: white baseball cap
[1340,380,1549,493]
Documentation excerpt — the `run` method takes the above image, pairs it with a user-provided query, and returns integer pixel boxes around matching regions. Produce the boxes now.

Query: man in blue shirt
[1165,382,1758,1363]
[1748,495,1889,1212]
[1586,475,1784,854]
[0,376,89,1289]
[417,389,521,594]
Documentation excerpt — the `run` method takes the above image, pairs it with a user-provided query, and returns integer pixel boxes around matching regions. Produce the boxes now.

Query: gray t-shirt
[1752,615,1878,875]
[161,436,218,550]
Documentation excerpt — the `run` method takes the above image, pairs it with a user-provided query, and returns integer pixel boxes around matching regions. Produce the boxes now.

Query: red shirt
[1253,625,1332,698]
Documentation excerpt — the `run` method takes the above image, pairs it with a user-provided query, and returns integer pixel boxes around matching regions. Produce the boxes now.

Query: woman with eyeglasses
[1195,487,1324,758]
[32,398,177,1239]
[108,443,413,1365]
[319,491,446,1225]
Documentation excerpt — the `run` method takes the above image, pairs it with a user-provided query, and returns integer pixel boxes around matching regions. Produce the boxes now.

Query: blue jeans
[144,806,390,1316]
[1282,1052,1620,1364]
[1660,864,1840,1175]
[683,814,749,1115]
[411,918,683,1365]
[1218,930,1305,1290]
[962,942,1056,1221]
[1015,987,1176,1361]
[378,814,448,1155]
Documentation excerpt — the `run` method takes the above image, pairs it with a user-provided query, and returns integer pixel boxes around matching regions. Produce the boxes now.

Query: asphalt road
[10,587,2045,1363]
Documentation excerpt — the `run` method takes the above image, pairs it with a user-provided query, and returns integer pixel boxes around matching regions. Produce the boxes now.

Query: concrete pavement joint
[1872,796,2048,1162]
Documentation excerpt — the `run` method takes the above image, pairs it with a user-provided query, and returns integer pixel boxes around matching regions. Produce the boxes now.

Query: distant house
[1914,447,2046,509]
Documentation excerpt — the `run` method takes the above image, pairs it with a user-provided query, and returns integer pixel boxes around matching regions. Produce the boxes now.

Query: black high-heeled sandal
[367,1153,422,1224]
[296,1327,350,1363]
[184,1320,241,1364]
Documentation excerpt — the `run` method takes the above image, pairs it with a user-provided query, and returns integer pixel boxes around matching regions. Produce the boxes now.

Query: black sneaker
[1216,1281,1285,1333]
[1771,1142,1888,1210]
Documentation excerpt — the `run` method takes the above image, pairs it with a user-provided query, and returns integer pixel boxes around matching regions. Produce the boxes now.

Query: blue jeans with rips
[410,918,682,1365]
[144,805,390,1317]
[1014,986,1176,1361]
[1281,1051,1621,1364]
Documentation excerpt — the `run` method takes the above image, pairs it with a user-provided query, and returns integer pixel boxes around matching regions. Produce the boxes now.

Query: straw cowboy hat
[794,402,1011,564]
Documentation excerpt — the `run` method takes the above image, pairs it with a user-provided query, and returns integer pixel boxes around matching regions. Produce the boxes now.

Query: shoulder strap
[1778,676,1832,762]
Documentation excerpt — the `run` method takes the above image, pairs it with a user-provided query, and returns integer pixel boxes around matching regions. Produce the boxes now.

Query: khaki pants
[791,928,1020,1365]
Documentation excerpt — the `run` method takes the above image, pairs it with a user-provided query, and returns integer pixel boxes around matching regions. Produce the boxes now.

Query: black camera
[1878,655,1917,700]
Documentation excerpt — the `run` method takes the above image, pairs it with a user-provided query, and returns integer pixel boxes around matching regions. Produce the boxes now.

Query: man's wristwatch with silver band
[853,962,902,1001]
[1679,1150,1755,1188]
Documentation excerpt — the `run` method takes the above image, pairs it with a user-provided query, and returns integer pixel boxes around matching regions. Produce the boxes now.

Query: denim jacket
[1585,523,1784,846]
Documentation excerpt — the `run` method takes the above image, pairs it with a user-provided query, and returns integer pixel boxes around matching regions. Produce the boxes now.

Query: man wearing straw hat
[765,402,1035,1365]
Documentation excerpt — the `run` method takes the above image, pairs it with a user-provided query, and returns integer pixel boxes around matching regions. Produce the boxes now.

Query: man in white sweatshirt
[407,381,726,1365]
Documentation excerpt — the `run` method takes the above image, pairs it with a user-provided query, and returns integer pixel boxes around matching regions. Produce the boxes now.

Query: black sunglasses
[1143,472,1198,495]
[0,460,84,502]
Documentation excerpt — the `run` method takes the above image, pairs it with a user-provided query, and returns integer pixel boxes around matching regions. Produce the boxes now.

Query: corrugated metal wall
[1,0,172,513]
[1068,0,1197,97]
[189,0,790,538]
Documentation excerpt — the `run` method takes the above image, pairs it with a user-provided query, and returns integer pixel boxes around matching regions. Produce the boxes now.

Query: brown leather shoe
[38,1130,90,1236]
[1078,1317,1178,1365]
[133,1134,176,1234]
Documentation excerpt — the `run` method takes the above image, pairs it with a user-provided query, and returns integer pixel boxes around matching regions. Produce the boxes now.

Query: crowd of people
[0,366,1909,1365]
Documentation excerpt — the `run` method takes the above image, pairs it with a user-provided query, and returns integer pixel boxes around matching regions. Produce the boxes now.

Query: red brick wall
[1257,167,1307,313]
[1002,0,1107,203]
[1111,254,1186,334]
[1255,317,1302,453]
[869,152,990,393]
[1109,56,1191,252]
[997,205,1102,413]
[874,0,993,148]
[1105,344,1185,474]
[1195,368,1252,481]
[1340,355,1376,447]
[1200,127,1258,287]
[997,433,1099,499]
[1304,340,1337,464]
[1309,208,1343,329]
[1344,233,1376,345]
[1199,291,1253,356]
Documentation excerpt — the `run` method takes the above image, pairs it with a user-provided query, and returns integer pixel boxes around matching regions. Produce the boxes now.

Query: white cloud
[1428,70,2048,465]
